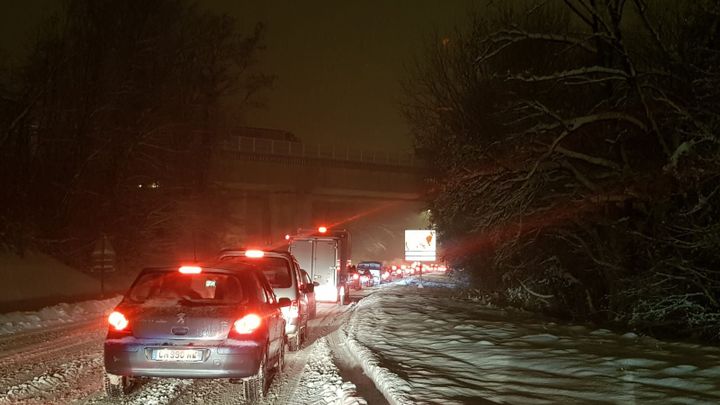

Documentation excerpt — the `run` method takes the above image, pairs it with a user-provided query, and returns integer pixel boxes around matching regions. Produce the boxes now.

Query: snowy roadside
[343,275,720,404]
[0,293,370,405]
[0,296,121,336]
[289,337,366,405]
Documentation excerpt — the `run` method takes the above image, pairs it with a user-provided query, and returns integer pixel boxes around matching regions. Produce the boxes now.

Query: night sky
[1,0,477,151]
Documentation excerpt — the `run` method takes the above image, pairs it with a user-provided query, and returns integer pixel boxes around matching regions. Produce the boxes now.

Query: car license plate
[152,349,203,362]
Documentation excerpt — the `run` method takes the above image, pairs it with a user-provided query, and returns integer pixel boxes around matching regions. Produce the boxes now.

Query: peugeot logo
[176,312,186,324]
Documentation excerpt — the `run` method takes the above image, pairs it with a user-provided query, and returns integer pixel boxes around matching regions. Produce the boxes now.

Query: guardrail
[220,136,419,167]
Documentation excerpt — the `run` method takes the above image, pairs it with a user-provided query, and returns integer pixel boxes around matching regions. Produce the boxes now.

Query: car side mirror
[313,281,320,287]
[305,284,315,293]
[278,297,292,308]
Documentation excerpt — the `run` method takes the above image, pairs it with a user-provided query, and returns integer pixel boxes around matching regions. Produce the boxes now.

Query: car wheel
[288,330,301,351]
[244,352,267,402]
[104,372,131,398]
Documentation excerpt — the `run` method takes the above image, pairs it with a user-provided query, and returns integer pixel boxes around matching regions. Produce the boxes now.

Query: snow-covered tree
[404,0,720,338]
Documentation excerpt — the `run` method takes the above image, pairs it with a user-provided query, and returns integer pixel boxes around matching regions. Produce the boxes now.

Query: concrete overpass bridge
[210,135,429,259]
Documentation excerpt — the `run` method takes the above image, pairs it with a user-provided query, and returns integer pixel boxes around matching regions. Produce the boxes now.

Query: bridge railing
[221,136,419,167]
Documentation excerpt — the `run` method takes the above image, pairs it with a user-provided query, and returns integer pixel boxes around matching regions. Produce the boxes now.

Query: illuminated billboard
[405,230,436,261]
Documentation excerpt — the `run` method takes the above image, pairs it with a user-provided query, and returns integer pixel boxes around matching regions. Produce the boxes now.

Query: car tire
[244,352,267,402]
[104,372,131,398]
[288,330,301,351]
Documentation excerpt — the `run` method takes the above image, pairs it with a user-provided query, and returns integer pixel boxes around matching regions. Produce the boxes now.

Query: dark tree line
[0,0,273,276]
[405,0,720,339]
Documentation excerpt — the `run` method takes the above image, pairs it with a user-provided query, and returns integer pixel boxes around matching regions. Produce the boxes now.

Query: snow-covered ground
[343,274,720,404]
[290,337,365,405]
[0,296,120,335]
[0,296,371,405]
[2,273,720,404]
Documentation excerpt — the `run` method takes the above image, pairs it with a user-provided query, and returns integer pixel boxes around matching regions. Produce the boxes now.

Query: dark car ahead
[357,261,386,284]
[103,265,289,401]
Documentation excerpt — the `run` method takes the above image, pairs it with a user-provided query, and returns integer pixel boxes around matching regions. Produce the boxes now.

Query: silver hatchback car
[103,265,289,400]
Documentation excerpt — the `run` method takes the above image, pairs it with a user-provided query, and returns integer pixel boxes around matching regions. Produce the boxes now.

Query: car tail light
[352,273,359,280]
[382,271,390,280]
[233,314,262,334]
[108,311,129,331]
[281,300,299,320]
[245,250,264,258]
[179,266,202,274]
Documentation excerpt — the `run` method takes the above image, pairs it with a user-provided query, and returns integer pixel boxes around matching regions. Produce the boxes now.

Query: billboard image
[405,230,436,261]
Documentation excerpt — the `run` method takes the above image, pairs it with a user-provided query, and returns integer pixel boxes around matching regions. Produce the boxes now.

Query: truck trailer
[288,228,351,305]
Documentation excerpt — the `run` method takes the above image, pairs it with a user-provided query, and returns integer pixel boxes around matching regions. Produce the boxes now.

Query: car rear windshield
[127,271,253,305]
[222,257,292,289]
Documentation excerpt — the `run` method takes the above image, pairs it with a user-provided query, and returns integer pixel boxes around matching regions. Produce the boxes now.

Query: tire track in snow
[0,322,106,390]
[289,337,365,405]
[326,329,387,405]
[0,353,103,405]
[82,377,193,405]
[262,303,350,405]
[0,318,103,362]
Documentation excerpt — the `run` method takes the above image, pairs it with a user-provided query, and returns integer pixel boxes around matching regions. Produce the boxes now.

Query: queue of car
[103,264,289,401]
[102,246,447,401]
[102,248,320,401]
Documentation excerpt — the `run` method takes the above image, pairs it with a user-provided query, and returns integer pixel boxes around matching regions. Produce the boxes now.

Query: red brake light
[353,273,359,280]
[234,314,262,334]
[318,226,327,234]
[245,250,265,258]
[108,311,129,331]
[285,234,290,240]
[179,266,202,274]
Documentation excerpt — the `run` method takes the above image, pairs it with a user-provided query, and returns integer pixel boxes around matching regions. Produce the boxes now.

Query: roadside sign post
[91,234,116,297]
[405,230,436,287]
[404,230,437,263]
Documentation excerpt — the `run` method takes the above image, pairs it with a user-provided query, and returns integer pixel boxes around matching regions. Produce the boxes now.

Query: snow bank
[292,337,366,405]
[341,314,413,405]
[0,296,121,335]
[345,274,720,404]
